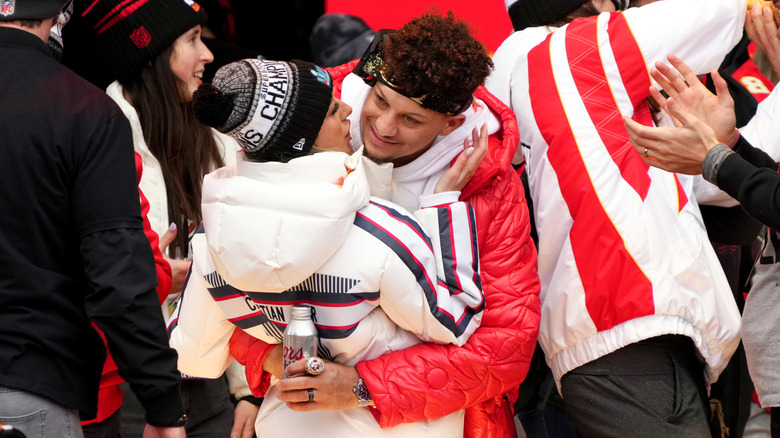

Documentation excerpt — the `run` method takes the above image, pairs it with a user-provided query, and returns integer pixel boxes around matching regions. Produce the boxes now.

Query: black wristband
[239,395,263,406]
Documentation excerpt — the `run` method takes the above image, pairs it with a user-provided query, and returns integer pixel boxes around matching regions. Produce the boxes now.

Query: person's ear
[590,0,617,12]
[438,114,466,136]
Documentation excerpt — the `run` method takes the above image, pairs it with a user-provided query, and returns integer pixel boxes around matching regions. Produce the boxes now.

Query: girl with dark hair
[83,0,251,437]
[120,41,228,263]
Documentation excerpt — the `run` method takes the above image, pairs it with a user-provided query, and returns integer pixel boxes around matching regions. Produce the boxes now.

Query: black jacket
[706,135,780,229]
[0,27,182,425]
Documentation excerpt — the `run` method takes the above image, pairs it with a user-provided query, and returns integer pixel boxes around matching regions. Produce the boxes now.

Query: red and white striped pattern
[487,0,745,387]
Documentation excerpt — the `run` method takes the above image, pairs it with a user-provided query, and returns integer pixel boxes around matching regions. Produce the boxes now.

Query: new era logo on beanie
[83,0,207,83]
[192,59,333,163]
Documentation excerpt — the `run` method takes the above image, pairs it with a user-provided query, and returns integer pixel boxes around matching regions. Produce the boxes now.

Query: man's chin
[362,145,394,165]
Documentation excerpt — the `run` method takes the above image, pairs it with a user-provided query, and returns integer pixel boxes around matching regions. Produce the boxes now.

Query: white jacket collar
[201,150,376,292]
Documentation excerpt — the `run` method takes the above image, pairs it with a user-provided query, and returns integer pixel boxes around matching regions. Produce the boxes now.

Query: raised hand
[745,2,780,81]
[434,124,489,193]
[647,54,736,144]
[623,98,720,175]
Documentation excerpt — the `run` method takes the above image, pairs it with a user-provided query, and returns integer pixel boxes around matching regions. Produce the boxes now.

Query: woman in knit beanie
[81,0,247,437]
[170,58,490,438]
[191,58,345,163]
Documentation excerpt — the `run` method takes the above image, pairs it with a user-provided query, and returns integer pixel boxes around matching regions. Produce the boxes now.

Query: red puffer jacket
[231,62,541,438]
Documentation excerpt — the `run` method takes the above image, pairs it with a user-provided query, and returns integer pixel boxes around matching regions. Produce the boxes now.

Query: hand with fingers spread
[745,1,780,80]
[623,99,720,174]
[622,54,737,174]
[647,54,736,144]
[435,124,489,193]
[275,358,362,412]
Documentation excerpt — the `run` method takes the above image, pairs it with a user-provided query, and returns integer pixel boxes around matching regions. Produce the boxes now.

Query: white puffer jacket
[169,150,485,437]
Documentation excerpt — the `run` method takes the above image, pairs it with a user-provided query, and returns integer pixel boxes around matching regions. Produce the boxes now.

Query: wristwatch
[352,377,375,407]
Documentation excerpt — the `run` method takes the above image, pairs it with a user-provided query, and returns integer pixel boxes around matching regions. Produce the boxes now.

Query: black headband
[611,0,628,10]
[352,29,473,116]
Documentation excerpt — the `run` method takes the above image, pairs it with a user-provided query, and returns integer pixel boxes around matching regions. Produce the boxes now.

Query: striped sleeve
[355,199,484,346]
[167,235,236,379]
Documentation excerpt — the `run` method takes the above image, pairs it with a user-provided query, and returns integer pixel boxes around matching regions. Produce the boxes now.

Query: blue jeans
[0,385,84,438]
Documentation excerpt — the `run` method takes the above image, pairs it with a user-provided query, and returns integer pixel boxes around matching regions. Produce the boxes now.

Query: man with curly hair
[228,11,541,438]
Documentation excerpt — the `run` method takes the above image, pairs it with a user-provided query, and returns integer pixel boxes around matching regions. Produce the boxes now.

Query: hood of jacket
[201,149,373,292]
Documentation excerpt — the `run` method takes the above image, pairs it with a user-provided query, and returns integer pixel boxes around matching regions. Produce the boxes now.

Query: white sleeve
[694,75,780,205]
[621,0,745,207]
[622,0,745,78]
[419,191,461,208]
[692,175,740,207]
[375,201,485,346]
[226,361,252,399]
[742,86,780,161]
[167,247,235,379]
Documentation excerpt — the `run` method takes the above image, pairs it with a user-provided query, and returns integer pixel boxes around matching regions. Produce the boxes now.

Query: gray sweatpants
[560,335,710,438]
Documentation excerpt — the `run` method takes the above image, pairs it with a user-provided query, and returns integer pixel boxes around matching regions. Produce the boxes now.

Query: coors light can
[282,305,318,378]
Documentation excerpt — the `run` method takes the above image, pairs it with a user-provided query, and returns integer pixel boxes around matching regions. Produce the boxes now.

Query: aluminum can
[0,424,26,437]
[282,305,318,378]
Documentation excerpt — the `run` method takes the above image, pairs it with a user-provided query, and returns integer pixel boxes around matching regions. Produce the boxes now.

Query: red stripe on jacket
[527,23,654,332]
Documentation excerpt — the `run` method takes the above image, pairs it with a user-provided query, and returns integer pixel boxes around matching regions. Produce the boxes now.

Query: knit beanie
[192,59,333,163]
[82,0,207,83]
[505,0,589,31]
[0,0,68,21]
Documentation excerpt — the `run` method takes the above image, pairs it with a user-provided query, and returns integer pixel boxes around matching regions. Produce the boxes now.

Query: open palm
[649,54,736,145]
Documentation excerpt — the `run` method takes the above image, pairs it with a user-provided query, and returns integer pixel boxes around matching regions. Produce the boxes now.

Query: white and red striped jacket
[486,0,745,389]
[168,149,484,436]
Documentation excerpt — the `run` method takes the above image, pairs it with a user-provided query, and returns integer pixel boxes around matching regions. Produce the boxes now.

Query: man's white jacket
[486,0,745,389]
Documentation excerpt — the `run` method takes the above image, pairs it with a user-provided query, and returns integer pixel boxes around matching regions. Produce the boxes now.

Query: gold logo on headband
[375,64,428,106]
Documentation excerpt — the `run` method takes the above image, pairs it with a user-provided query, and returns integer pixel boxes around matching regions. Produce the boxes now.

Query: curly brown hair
[382,11,493,111]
